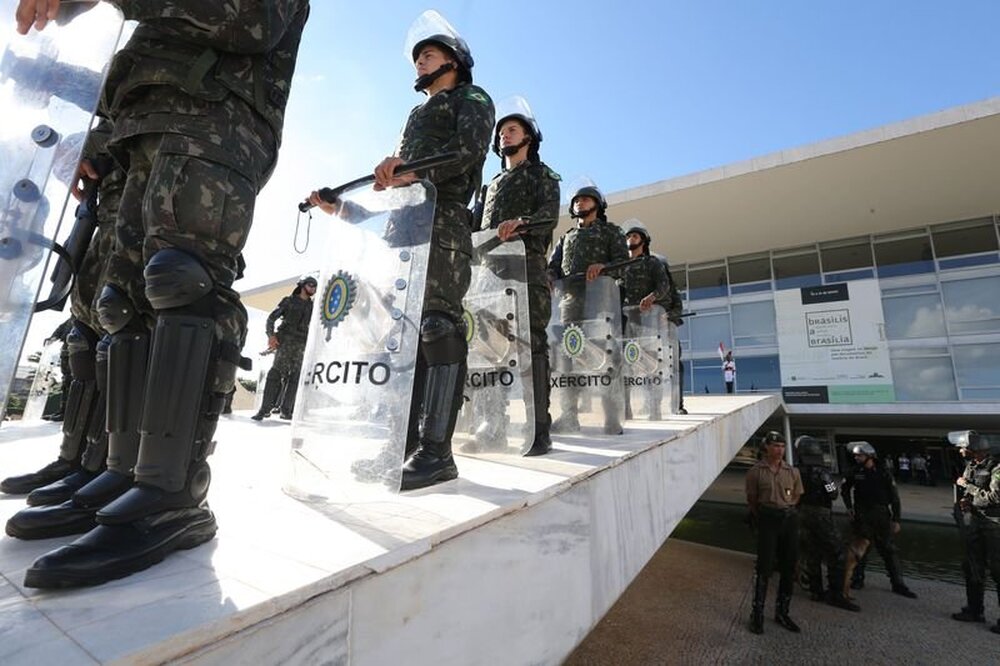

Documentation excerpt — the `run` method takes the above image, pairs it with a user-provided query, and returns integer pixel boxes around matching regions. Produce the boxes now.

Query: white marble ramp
[0,394,778,665]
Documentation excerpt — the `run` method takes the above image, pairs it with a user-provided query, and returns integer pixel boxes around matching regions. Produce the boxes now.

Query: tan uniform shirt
[746,459,803,511]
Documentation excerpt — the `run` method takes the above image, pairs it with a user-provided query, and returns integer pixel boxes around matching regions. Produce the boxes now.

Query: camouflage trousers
[799,504,847,592]
[271,335,306,378]
[69,168,124,334]
[104,133,255,391]
[423,202,472,324]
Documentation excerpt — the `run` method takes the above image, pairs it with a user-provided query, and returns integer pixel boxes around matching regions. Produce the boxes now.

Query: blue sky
[241,0,999,289]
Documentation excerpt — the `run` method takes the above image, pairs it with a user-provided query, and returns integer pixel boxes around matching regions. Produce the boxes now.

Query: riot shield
[22,338,61,421]
[0,2,123,420]
[253,349,275,414]
[454,230,534,455]
[547,275,625,435]
[286,181,435,500]
[622,305,680,420]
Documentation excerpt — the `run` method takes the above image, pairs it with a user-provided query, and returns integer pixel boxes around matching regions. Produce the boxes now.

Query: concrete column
[783,413,793,465]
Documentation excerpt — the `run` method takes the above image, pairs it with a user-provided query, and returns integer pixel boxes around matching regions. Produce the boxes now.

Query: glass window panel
[733,334,777,346]
[962,387,1000,400]
[938,255,999,271]
[882,294,946,339]
[689,312,731,353]
[671,265,687,293]
[890,346,949,358]
[736,355,781,391]
[728,255,771,285]
[889,357,957,401]
[932,219,998,258]
[820,239,872,272]
[874,236,934,277]
[731,282,773,295]
[732,301,776,338]
[942,276,1000,334]
[952,343,1000,389]
[773,251,821,290]
[692,360,725,394]
[688,264,727,300]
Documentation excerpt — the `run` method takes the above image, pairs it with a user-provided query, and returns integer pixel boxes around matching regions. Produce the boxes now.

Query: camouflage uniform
[547,220,628,430]
[397,82,494,323]
[19,3,310,589]
[957,455,1000,623]
[480,159,561,434]
[260,293,313,417]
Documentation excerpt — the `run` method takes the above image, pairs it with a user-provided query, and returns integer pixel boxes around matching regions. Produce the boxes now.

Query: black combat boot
[807,572,825,602]
[886,557,917,598]
[524,424,552,457]
[1,459,77,496]
[775,595,801,632]
[401,360,464,491]
[952,581,985,621]
[251,369,283,421]
[749,573,767,634]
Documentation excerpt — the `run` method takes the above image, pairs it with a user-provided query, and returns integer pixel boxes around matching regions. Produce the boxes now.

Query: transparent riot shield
[286,181,435,500]
[622,305,680,420]
[547,275,625,435]
[0,2,123,420]
[454,230,534,455]
[253,349,275,414]
[22,338,61,421]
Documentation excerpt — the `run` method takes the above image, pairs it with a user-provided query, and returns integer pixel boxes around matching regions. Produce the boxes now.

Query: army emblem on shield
[561,323,585,358]
[624,340,642,366]
[321,270,357,340]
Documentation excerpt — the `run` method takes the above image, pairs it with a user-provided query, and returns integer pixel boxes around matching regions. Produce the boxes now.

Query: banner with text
[774,280,894,404]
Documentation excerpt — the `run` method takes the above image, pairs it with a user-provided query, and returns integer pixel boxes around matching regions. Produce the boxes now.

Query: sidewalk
[702,468,956,525]
[567,539,976,666]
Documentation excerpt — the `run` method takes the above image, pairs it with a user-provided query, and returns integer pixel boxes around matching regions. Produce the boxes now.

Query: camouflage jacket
[617,254,670,307]
[266,294,313,340]
[397,83,494,207]
[547,219,628,280]
[102,1,309,183]
[961,457,1000,521]
[480,160,561,285]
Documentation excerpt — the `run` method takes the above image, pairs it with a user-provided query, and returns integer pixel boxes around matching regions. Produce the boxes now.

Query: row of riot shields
[286,179,679,500]
[0,2,124,421]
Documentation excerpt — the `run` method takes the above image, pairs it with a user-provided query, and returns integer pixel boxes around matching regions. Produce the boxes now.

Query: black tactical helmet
[794,435,824,463]
[570,185,607,219]
[948,430,989,452]
[850,441,876,457]
[492,114,541,157]
[761,430,786,447]
[411,35,474,83]
[297,275,318,288]
[624,220,650,243]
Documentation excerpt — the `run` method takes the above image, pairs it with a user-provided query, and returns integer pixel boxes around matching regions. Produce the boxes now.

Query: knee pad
[420,312,467,366]
[97,285,138,334]
[144,248,213,312]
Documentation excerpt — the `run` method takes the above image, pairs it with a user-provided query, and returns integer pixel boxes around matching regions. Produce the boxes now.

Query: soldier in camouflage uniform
[17,0,310,589]
[546,185,628,434]
[950,430,1000,631]
[252,276,317,421]
[608,220,678,420]
[478,100,560,456]
[309,11,492,491]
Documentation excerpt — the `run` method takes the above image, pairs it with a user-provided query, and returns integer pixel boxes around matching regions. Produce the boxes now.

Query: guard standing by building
[478,97,560,456]
[745,430,804,634]
[546,184,628,434]
[309,10,493,490]
[18,0,310,588]
[950,430,1000,631]
[252,275,317,421]
[841,441,918,599]
[794,436,859,612]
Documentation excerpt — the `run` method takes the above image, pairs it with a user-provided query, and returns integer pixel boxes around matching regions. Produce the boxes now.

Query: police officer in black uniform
[950,430,1000,630]
[795,436,860,612]
[841,441,918,599]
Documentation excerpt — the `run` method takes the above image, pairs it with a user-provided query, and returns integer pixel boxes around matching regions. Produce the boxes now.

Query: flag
[718,342,726,360]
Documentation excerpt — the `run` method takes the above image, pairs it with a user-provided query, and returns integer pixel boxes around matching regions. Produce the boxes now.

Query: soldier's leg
[253,365,284,420]
[278,338,306,419]
[25,323,104,506]
[750,509,780,634]
[402,213,471,491]
[870,509,916,598]
[525,284,552,456]
[984,522,1000,632]
[816,511,859,611]
[954,524,987,621]
[676,354,687,414]
[25,144,254,587]
[774,511,801,631]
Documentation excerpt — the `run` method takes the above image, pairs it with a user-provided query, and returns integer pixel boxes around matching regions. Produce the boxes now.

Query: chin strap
[501,137,530,157]
[413,62,455,92]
